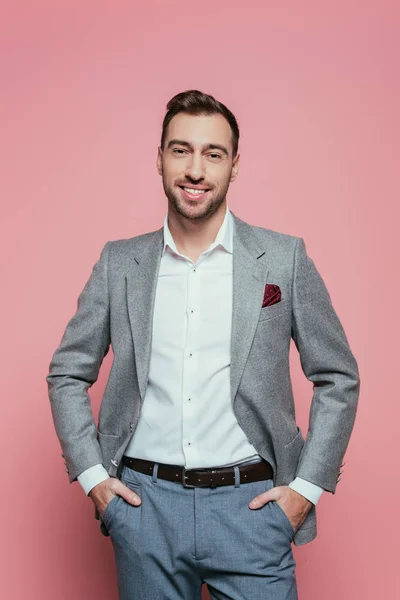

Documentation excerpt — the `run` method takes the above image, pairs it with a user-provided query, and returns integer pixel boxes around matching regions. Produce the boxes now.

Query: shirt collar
[162,204,233,257]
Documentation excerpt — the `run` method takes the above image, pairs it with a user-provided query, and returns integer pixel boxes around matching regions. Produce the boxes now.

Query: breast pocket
[258,299,290,322]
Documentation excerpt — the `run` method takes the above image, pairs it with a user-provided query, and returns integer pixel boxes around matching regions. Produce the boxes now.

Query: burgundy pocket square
[262,284,282,308]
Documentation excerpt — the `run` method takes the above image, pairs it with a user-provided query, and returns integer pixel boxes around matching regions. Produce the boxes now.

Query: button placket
[181,261,200,465]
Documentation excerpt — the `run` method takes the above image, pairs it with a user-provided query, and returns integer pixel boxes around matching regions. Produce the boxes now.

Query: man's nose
[186,153,205,181]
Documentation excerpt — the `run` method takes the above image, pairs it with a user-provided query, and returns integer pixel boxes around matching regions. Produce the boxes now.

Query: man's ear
[156,147,163,175]
[230,152,240,182]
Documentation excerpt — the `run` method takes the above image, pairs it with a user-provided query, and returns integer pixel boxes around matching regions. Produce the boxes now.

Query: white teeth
[183,187,206,195]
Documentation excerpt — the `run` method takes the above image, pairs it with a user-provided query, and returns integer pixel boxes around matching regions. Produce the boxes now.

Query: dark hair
[161,89,240,158]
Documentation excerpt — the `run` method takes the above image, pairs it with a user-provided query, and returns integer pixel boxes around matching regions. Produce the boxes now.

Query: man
[46,89,360,600]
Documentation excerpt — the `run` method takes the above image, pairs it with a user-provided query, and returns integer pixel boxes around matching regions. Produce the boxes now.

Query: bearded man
[47,89,360,600]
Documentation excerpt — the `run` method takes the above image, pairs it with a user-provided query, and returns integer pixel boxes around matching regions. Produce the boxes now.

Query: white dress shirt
[78,206,324,505]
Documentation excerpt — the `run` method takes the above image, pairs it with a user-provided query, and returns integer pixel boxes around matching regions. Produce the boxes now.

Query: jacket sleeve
[46,242,111,483]
[291,237,360,493]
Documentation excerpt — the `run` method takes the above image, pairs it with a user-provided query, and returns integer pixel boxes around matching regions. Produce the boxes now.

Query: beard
[161,171,232,221]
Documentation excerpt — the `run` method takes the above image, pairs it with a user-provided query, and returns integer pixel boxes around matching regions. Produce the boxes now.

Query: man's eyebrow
[167,139,229,156]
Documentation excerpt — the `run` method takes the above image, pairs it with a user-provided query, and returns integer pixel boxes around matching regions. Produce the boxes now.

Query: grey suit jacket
[46,211,360,546]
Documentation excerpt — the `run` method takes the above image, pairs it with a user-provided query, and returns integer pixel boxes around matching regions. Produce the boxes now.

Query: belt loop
[152,462,159,483]
[233,465,240,487]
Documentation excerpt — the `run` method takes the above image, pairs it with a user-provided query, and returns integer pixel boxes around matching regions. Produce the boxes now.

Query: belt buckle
[182,467,196,488]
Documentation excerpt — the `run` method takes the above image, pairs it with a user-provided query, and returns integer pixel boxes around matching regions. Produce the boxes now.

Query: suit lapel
[230,213,269,403]
[125,212,270,405]
[125,227,164,402]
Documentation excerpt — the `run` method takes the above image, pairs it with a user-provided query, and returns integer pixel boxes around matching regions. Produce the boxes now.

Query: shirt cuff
[288,477,324,505]
[77,464,111,496]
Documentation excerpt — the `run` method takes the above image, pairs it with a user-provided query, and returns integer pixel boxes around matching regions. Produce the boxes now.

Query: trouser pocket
[102,466,142,533]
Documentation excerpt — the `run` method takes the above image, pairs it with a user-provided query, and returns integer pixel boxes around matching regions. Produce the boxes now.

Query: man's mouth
[178,185,210,200]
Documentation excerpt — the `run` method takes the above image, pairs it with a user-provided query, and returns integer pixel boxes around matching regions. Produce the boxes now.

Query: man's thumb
[119,484,142,506]
[249,486,280,508]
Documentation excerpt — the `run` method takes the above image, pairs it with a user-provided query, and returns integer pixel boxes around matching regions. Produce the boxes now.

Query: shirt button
[189,353,193,357]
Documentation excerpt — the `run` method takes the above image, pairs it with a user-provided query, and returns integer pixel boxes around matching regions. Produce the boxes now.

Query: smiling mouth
[178,186,211,199]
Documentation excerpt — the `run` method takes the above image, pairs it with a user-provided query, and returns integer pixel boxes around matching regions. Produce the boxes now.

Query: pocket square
[262,284,282,308]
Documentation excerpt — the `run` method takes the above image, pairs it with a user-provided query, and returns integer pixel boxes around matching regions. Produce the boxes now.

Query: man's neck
[167,203,227,260]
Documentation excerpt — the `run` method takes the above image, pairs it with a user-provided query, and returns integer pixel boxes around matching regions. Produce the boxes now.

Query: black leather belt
[121,456,273,488]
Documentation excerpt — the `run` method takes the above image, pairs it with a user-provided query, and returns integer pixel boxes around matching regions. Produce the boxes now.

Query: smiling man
[157,110,239,263]
[46,90,360,600]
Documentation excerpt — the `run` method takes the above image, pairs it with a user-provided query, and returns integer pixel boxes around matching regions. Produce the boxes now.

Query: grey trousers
[101,461,298,600]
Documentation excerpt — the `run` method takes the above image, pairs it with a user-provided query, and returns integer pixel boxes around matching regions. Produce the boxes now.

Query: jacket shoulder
[233,212,300,254]
[105,227,162,255]
[251,223,299,246]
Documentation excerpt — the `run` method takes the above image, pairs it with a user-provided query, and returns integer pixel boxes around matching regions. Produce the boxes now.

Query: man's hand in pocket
[89,477,142,519]
[249,485,313,532]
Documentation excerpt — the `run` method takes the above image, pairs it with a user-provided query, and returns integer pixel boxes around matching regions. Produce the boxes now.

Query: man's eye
[209,153,222,159]
[172,149,186,154]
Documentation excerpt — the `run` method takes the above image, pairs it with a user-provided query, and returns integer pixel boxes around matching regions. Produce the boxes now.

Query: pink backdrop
[1,1,399,598]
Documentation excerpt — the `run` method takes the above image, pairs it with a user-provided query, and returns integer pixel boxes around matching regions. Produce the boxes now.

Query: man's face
[157,112,240,221]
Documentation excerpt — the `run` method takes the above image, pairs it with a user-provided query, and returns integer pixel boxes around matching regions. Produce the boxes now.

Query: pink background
[1,1,399,598]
